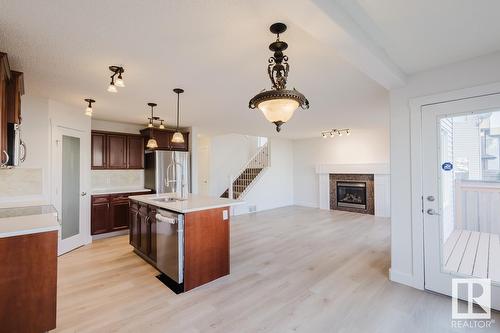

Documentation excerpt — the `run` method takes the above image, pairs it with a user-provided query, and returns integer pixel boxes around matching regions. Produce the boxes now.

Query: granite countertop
[0,205,58,219]
[92,188,152,195]
[0,213,60,238]
[128,193,244,214]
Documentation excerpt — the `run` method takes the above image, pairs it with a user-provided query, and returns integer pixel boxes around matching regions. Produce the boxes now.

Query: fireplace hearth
[330,174,374,215]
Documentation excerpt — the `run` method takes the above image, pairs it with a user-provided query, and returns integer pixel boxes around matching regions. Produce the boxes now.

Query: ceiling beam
[279,0,406,90]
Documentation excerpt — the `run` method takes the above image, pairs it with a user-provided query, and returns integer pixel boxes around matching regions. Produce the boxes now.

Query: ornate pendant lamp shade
[84,98,95,117]
[171,88,185,143]
[249,23,309,132]
[146,102,159,149]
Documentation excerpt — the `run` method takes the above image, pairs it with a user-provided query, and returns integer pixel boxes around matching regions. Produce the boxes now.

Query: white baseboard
[389,268,424,290]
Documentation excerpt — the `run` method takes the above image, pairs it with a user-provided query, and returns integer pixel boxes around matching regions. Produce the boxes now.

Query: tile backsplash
[91,170,145,190]
[0,168,43,197]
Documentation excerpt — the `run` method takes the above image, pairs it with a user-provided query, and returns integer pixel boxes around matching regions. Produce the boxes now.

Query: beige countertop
[128,193,244,213]
[92,188,151,195]
[0,213,60,238]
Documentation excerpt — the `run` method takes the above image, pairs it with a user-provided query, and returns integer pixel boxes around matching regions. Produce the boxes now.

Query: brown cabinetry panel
[110,200,129,231]
[127,136,144,169]
[91,132,106,169]
[148,207,157,261]
[107,134,127,169]
[0,231,57,333]
[6,71,23,124]
[0,52,9,164]
[91,200,110,235]
[138,204,149,255]
[129,204,139,248]
[184,207,230,291]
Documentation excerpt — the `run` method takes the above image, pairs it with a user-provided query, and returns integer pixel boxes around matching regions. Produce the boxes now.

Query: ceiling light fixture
[146,102,159,149]
[321,128,351,138]
[171,88,185,143]
[108,66,125,92]
[159,120,165,129]
[84,98,95,117]
[249,22,309,132]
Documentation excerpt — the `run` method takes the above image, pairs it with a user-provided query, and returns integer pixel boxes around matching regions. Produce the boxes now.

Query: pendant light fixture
[84,98,95,117]
[146,102,159,149]
[171,88,185,143]
[249,23,309,132]
[108,66,125,92]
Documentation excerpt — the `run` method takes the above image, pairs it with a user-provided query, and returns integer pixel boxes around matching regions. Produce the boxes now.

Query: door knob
[426,208,440,216]
[427,196,435,202]
[81,192,87,196]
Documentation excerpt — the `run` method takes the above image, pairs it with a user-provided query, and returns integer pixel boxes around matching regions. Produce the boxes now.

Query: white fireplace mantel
[316,163,391,217]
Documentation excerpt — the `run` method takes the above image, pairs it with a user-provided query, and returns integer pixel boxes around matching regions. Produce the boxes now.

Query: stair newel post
[229,174,234,199]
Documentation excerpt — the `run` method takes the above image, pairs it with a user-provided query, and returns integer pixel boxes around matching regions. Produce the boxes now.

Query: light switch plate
[222,209,229,220]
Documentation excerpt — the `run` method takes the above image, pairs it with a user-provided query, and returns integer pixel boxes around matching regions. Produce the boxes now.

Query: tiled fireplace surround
[316,163,390,217]
[330,173,374,215]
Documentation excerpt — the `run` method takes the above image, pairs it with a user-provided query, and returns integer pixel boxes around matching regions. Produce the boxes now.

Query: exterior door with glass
[53,127,87,255]
[422,93,500,310]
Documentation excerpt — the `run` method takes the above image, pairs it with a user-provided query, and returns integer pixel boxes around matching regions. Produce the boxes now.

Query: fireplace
[336,182,367,209]
[330,174,374,215]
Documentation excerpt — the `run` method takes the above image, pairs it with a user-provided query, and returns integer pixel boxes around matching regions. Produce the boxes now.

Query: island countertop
[128,193,244,213]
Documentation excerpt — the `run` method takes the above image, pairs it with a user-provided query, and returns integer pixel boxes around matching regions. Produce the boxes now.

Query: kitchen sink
[151,197,187,203]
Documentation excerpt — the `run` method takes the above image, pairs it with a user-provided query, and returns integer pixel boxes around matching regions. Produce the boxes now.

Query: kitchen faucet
[165,161,188,199]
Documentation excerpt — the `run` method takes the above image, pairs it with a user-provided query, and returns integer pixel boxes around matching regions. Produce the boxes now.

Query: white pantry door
[53,126,87,255]
[422,93,500,310]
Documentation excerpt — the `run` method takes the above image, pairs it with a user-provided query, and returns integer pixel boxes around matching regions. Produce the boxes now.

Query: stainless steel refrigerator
[144,151,191,195]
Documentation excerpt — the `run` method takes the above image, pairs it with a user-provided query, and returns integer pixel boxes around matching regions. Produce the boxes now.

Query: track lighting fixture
[108,66,125,92]
[320,129,351,138]
[84,98,95,117]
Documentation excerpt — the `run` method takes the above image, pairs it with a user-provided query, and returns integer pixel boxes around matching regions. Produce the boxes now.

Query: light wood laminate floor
[53,207,499,332]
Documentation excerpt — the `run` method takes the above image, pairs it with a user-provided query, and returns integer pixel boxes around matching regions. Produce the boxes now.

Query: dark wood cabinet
[107,134,127,169]
[140,128,189,151]
[91,131,145,170]
[128,200,157,262]
[0,52,10,165]
[6,71,24,124]
[91,191,150,236]
[91,132,107,169]
[127,136,144,169]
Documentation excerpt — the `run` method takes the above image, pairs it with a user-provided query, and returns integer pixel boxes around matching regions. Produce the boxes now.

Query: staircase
[221,142,269,199]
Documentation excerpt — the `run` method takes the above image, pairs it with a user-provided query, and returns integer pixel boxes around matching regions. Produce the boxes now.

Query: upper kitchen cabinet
[6,71,24,124]
[127,135,144,169]
[140,128,189,151]
[0,52,11,165]
[107,134,127,169]
[91,131,145,170]
[91,132,107,169]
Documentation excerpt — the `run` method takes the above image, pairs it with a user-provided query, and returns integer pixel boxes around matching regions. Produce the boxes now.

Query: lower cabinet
[129,200,157,262]
[91,191,150,236]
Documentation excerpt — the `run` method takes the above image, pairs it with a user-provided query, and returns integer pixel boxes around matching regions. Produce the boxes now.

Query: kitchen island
[128,193,242,293]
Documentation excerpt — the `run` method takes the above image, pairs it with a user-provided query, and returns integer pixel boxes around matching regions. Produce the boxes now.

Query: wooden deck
[444,229,500,282]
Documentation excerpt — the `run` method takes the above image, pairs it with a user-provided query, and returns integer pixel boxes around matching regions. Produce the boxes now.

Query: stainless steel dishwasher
[155,209,184,284]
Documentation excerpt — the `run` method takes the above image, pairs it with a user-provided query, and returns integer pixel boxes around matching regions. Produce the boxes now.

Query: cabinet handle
[0,150,9,167]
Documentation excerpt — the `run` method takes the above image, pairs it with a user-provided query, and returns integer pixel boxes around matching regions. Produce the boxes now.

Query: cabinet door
[138,205,149,255]
[129,206,139,248]
[107,134,127,169]
[110,200,129,231]
[0,56,7,164]
[154,130,171,150]
[6,71,23,124]
[169,131,189,151]
[91,132,107,169]
[147,207,157,262]
[91,202,110,235]
[127,136,144,169]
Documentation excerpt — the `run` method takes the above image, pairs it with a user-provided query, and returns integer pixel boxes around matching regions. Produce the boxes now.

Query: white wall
[239,138,294,213]
[91,119,143,134]
[390,51,500,288]
[293,129,390,207]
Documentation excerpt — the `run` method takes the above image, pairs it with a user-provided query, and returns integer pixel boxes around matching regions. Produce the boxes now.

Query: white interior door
[422,93,500,310]
[53,126,87,255]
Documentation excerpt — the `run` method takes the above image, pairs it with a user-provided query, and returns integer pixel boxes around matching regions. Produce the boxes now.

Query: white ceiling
[341,0,500,74]
[1,1,499,139]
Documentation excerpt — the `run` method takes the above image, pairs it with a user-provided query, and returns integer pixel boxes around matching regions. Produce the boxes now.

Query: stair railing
[228,142,270,199]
